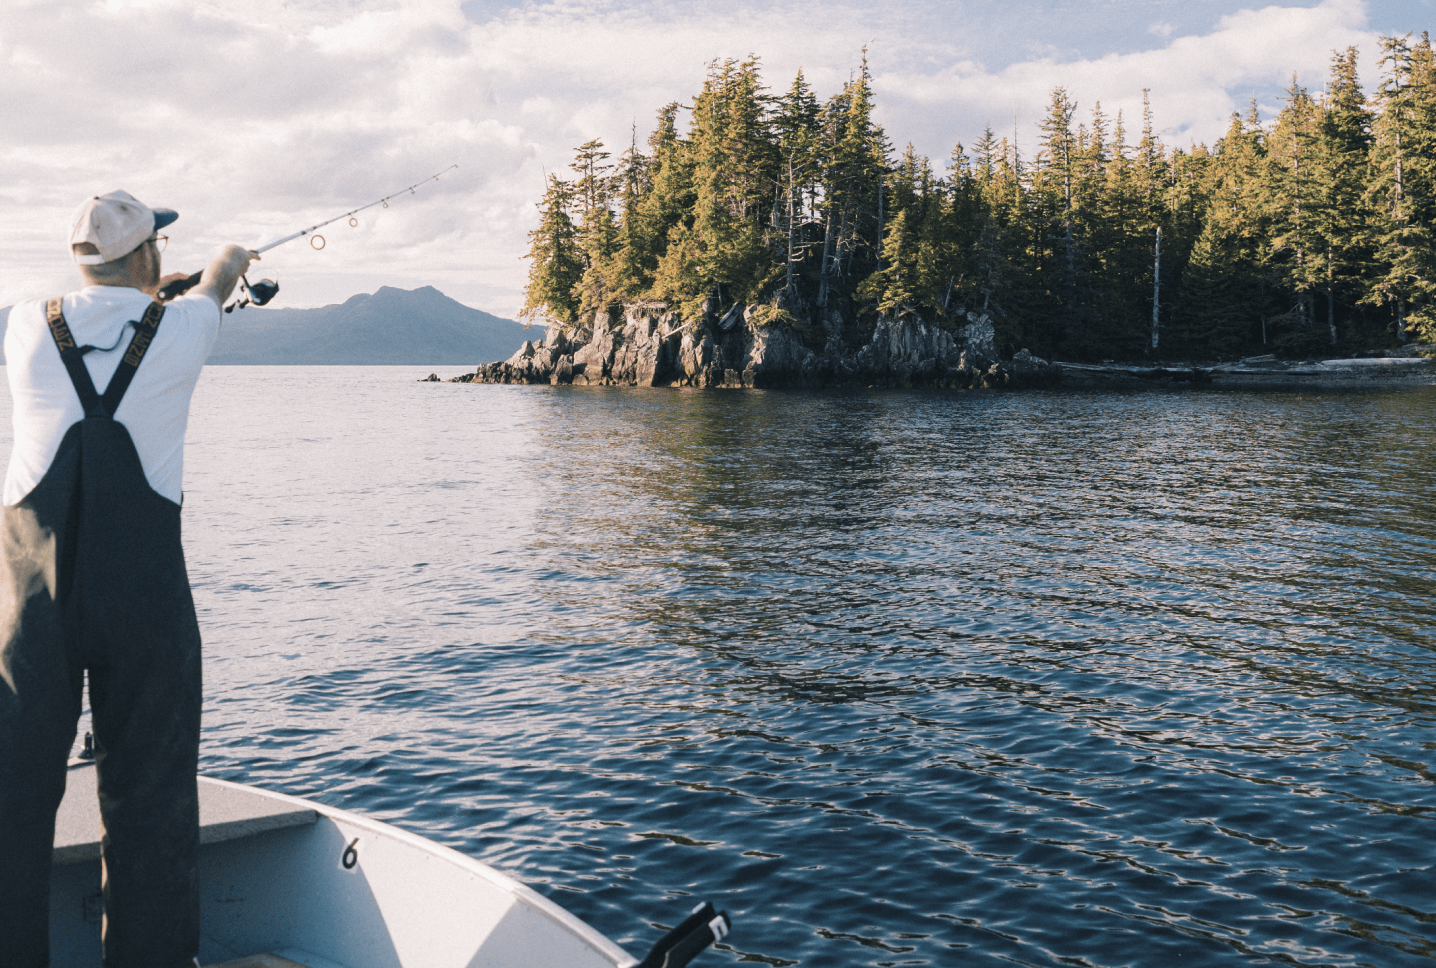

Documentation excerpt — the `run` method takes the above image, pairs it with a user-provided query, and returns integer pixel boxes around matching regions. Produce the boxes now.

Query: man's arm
[189,245,258,309]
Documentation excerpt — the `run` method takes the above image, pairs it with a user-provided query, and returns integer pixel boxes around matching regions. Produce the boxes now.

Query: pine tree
[975,133,1031,350]
[869,144,936,313]
[1132,92,1173,352]
[520,175,584,326]
[1311,47,1375,346]
[818,51,890,314]
[520,48,1436,361]
[1174,107,1273,354]
[643,102,701,310]
[606,126,655,296]
[654,57,778,318]
[773,70,822,300]
[1365,33,1436,341]
[709,58,777,302]
[568,139,618,317]
[1160,144,1210,352]
[1265,78,1328,352]
[1031,86,1083,351]
[1094,107,1146,353]
[941,141,985,316]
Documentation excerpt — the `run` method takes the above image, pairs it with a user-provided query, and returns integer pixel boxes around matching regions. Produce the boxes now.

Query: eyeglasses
[149,234,168,252]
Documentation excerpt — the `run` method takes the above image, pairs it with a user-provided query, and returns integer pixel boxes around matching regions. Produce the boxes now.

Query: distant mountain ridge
[209,286,532,364]
[0,286,532,365]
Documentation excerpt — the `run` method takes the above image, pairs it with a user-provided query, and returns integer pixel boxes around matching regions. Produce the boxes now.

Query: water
[10,368,1436,966]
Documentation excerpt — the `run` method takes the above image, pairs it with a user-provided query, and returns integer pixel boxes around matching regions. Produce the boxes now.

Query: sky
[1,0,1431,317]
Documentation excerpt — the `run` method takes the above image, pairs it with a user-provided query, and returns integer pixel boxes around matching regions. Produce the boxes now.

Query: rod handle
[157,270,203,302]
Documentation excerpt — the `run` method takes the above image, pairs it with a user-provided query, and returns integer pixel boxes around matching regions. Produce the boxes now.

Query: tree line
[522,37,1436,361]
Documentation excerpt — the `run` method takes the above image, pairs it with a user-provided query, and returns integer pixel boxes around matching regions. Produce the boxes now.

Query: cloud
[1148,21,1176,38]
[0,0,1401,316]
[875,0,1377,155]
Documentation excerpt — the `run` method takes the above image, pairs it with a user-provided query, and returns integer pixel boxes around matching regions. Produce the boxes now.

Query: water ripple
[4,368,1431,966]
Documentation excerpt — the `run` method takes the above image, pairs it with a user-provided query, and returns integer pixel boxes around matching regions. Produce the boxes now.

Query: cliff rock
[453,303,1059,390]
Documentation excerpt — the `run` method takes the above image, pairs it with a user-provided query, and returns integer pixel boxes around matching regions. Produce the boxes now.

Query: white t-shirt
[4,286,221,506]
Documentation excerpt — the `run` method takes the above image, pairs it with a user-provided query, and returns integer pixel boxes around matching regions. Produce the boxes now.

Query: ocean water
[10,368,1436,967]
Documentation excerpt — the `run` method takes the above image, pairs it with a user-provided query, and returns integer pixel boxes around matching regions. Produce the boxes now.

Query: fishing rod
[156,165,459,312]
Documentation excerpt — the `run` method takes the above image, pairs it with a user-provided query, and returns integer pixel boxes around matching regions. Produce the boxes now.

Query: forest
[521,36,1436,362]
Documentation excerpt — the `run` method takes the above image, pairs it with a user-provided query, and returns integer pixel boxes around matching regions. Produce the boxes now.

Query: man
[0,190,254,968]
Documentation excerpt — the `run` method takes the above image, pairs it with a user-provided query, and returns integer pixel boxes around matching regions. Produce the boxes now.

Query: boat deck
[209,957,309,968]
[54,760,317,865]
[52,760,635,968]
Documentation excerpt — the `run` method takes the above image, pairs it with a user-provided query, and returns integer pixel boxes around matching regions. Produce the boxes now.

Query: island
[453,40,1436,390]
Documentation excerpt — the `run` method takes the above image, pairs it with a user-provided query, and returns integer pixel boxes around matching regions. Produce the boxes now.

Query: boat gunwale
[198,776,639,968]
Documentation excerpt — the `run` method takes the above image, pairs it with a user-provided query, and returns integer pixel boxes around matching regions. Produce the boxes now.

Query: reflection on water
[5,368,1432,966]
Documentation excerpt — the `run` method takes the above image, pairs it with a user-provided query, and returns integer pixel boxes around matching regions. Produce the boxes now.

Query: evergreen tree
[569,139,618,316]
[1174,107,1273,354]
[1312,47,1375,346]
[818,51,890,313]
[1031,86,1084,351]
[1160,144,1210,351]
[643,102,700,310]
[520,174,584,326]
[698,58,776,305]
[516,46,1436,361]
[1265,78,1328,351]
[571,139,614,225]
[1132,92,1174,352]
[606,126,655,296]
[868,144,937,313]
[942,142,985,316]
[1365,33,1436,341]
[773,70,822,300]
[977,133,1031,350]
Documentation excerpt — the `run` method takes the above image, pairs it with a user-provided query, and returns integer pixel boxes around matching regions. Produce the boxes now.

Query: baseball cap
[69,190,179,265]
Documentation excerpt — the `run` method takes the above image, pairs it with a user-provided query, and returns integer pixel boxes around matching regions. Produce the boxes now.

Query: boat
[51,756,730,968]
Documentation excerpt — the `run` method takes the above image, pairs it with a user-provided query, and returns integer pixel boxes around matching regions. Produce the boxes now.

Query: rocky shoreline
[1057,353,1436,389]
[437,301,1436,391]
[448,302,1060,389]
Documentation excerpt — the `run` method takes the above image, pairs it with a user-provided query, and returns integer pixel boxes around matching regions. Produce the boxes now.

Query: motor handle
[635,901,731,968]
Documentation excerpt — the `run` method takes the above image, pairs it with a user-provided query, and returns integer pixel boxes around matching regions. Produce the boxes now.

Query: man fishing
[0,190,253,968]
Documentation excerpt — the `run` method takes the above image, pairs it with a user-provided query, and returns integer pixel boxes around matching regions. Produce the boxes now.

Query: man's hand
[190,245,260,310]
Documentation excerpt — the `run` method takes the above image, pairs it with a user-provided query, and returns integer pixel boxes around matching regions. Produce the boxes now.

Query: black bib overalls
[0,299,202,968]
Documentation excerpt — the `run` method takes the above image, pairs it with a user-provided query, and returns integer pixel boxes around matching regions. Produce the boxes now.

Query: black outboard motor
[636,901,732,968]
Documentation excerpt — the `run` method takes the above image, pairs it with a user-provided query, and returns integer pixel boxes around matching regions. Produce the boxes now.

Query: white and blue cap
[69,190,179,265]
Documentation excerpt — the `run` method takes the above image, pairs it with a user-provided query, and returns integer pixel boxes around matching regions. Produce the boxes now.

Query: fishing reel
[225,275,280,314]
[156,271,279,311]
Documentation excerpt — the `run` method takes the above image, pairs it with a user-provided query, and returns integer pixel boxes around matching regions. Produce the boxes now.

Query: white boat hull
[51,764,637,968]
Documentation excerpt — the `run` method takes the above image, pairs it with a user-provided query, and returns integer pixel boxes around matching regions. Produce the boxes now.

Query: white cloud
[0,0,1401,316]
[1149,21,1176,38]
[875,0,1377,157]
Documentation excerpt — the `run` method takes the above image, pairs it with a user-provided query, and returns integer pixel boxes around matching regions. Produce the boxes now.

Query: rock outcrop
[452,302,1061,390]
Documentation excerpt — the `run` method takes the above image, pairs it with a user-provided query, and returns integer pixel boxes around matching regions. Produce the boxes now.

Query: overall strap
[45,297,104,417]
[43,297,167,418]
[100,300,165,416]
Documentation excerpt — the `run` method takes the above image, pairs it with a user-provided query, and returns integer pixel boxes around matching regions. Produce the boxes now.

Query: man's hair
[74,241,143,283]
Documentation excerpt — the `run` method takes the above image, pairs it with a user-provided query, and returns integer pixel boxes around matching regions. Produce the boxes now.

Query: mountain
[208,286,533,364]
[2,288,534,365]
